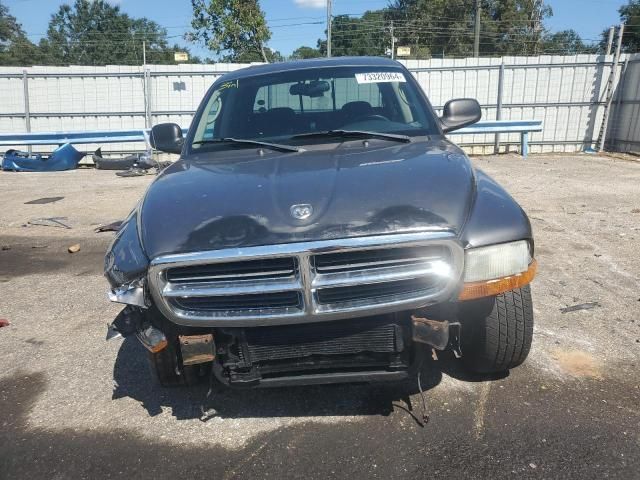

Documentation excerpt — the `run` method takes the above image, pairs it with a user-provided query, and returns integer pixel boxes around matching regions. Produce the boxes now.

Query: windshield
[190,66,439,152]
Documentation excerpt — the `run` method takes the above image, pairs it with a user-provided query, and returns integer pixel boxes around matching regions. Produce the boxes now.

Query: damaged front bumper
[106,299,463,388]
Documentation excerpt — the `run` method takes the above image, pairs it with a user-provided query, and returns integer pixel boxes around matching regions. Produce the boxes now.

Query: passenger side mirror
[439,99,482,133]
[150,123,184,155]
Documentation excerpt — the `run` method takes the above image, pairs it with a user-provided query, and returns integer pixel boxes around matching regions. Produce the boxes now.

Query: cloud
[294,0,327,8]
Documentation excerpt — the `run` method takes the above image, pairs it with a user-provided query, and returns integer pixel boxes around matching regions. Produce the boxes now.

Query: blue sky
[3,0,628,58]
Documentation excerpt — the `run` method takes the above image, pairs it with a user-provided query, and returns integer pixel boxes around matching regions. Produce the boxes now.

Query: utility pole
[598,23,625,152]
[326,0,332,58]
[605,26,615,55]
[390,20,395,59]
[532,0,543,55]
[473,0,480,57]
[142,40,147,67]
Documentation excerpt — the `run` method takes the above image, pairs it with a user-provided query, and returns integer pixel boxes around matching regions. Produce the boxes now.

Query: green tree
[190,0,271,62]
[39,0,197,65]
[318,0,593,59]
[320,11,389,57]
[385,0,556,57]
[543,30,597,55]
[0,3,42,65]
[291,45,323,59]
[600,0,640,53]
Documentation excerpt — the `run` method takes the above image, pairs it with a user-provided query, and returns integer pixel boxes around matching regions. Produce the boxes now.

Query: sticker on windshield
[355,72,406,84]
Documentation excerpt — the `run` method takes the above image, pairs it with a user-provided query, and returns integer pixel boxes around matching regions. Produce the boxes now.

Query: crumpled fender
[104,210,149,288]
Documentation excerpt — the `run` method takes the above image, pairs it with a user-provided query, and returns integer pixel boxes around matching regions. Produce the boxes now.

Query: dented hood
[139,139,475,258]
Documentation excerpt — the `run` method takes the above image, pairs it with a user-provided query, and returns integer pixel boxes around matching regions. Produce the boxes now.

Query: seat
[255,107,297,137]
[340,101,374,124]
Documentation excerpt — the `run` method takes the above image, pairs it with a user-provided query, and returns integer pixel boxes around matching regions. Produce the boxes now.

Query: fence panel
[607,53,640,153]
[0,56,627,155]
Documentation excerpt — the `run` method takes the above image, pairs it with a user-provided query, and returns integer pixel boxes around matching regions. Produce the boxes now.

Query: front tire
[459,286,534,373]
[147,344,185,387]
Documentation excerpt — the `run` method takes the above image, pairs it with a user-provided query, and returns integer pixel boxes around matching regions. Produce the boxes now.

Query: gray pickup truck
[105,57,536,388]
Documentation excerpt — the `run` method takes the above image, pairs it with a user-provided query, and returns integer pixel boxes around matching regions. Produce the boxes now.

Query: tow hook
[411,315,462,357]
[179,334,216,366]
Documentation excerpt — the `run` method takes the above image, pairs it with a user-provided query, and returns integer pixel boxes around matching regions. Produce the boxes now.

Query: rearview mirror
[289,80,330,98]
[150,123,184,155]
[439,99,482,133]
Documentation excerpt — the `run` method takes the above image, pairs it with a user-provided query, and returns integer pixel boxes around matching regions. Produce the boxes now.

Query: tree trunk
[260,42,269,63]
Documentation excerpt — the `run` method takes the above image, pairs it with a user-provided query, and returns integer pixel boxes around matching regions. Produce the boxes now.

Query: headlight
[460,241,536,300]
[463,240,531,282]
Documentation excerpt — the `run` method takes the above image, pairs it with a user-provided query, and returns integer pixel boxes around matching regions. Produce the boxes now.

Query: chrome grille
[148,232,464,327]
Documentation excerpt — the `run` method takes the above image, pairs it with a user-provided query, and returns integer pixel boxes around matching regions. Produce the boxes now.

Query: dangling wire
[417,368,429,426]
[199,367,217,422]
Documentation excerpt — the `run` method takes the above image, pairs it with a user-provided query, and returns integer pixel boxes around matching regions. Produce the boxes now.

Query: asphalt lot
[1,153,639,479]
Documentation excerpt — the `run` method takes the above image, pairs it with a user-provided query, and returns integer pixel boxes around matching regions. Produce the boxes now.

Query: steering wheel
[351,114,390,123]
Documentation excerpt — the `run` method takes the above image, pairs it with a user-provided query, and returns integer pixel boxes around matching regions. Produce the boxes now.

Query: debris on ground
[116,167,150,177]
[0,319,10,328]
[560,302,601,313]
[27,217,72,229]
[2,144,84,172]
[1,245,10,251]
[94,220,123,233]
[631,208,640,213]
[24,196,65,205]
[67,244,81,253]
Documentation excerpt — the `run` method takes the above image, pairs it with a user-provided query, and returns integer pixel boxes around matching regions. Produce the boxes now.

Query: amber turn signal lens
[459,259,537,301]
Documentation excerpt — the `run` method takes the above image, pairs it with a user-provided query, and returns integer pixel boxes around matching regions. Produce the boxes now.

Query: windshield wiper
[193,138,304,153]
[292,130,411,143]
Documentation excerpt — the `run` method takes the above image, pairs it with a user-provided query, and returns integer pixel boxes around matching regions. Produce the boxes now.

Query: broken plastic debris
[24,196,64,205]
[0,319,10,328]
[28,217,72,229]
[560,302,600,313]
[94,221,123,233]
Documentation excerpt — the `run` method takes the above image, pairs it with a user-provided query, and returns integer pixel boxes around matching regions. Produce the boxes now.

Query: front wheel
[147,344,185,387]
[458,286,534,373]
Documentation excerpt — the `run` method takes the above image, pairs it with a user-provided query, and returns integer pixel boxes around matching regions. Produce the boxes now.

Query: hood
[139,139,475,258]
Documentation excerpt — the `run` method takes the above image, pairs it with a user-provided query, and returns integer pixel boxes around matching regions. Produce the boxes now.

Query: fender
[460,168,534,252]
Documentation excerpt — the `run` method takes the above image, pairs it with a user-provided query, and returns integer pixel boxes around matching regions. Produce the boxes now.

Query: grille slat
[314,246,448,273]
[174,291,301,311]
[316,278,434,305]
[167,257,296,283]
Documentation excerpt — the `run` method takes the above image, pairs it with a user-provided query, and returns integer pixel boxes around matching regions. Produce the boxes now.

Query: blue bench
[0,120,543,157]
[452,120,543,158]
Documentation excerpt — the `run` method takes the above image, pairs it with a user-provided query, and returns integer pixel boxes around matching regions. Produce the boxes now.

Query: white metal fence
[605,53,640,154]
[0,55,629,155]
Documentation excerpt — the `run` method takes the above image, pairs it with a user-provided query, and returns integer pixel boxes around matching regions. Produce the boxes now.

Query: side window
[193,89,224,143]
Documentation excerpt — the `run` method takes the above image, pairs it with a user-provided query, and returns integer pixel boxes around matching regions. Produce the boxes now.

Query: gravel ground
[1,154,639,479]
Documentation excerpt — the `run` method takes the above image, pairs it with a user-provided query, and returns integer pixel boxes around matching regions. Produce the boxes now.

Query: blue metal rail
[452,120,543,157]
[0,129,150,146]
[0,120,543,157]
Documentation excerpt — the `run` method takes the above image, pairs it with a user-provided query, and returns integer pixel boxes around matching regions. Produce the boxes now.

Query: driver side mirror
[439,99,482,133]
[150,123,184,155]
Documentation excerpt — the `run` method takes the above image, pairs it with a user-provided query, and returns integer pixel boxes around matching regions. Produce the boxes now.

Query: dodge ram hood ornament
[290,204,313,220]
